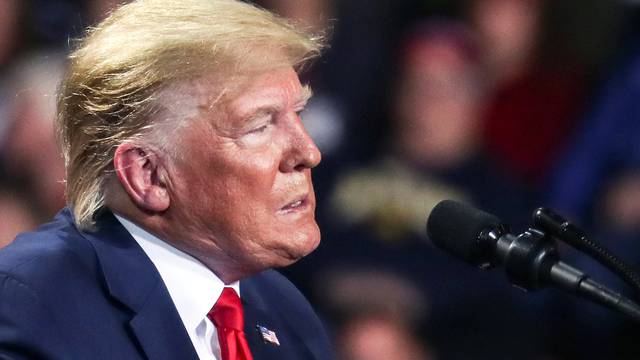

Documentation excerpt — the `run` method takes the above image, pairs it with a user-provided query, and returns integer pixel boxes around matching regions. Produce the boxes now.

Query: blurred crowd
[2,0,640,358]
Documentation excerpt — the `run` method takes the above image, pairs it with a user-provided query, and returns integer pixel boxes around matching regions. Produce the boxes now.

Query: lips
[279,194,310,214]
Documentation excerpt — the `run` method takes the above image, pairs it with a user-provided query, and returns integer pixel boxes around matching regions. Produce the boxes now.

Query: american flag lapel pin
[256,325,280,346]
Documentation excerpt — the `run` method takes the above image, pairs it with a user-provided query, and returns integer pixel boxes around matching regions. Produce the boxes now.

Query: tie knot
[208,288,244,331]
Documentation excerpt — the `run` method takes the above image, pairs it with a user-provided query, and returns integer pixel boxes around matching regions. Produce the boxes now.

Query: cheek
[231,151,279,196]
[207,150,281,219]
[173,137,290,237]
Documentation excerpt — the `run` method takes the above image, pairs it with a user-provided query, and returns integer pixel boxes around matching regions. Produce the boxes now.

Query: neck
[109,208,254,284]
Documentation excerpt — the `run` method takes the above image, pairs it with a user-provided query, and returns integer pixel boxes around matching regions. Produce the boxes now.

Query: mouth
[278,194,311,214]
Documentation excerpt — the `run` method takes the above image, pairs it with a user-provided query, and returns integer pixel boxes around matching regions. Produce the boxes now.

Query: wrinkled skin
[157,66,322,282]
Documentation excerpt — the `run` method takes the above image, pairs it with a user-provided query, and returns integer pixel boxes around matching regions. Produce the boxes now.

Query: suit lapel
[128,283,199,360]
[80,211,199,360]
[241,276,318,360]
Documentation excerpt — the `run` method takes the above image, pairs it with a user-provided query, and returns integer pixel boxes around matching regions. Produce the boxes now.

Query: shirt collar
[114,214,240,332]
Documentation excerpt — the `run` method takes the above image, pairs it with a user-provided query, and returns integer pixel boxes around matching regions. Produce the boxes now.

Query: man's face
[164,66,321,278]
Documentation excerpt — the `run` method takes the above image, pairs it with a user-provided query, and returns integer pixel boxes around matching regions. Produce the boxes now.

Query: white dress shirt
[115,214,239,360]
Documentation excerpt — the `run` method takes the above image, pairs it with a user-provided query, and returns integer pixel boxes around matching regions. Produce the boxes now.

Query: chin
[300,222,321,253]
[273,226,321,268]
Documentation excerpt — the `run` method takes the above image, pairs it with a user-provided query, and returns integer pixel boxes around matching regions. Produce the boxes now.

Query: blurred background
[1,0,640,358]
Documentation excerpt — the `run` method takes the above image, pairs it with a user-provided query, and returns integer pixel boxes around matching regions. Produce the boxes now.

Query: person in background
[309,19,543,360]
[0,0,21,71]
[0,178,38,248]
[0,0,24,144]
[330,19,526,242]
[320,270,432,360]
[1,54,67,220]
[0,0,142,246]
[470,0,587,189]
[546,44,640,359]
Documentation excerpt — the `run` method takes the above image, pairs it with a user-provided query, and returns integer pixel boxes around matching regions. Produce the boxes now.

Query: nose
[280,116,322,173]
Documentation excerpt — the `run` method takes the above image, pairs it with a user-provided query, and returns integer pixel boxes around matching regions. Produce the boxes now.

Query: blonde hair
[57,0,323,231]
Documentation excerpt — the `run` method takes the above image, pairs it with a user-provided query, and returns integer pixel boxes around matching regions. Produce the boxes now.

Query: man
[0,0,333,359]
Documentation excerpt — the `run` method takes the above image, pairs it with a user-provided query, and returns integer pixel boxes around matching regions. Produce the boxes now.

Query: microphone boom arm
[486,224,640,323]
[427,200,640,323]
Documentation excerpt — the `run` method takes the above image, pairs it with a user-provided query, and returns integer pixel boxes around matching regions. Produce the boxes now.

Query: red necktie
[208,288,254,360]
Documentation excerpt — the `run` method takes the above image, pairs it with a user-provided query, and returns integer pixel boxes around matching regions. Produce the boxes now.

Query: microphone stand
[533,208,640,299]
[492,209,640,323]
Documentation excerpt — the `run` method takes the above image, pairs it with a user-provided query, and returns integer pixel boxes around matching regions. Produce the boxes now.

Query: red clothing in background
[481,66,586,185]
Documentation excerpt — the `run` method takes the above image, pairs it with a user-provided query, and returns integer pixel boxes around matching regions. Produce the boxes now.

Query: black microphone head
[427,200,503,267]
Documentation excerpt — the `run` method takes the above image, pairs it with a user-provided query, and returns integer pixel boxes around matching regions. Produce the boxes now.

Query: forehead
[222,67,310,116]
[168,65,306,106]
[157,66,309,126]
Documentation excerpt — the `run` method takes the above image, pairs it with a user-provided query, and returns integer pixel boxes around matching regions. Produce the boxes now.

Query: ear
[113,143,170,212]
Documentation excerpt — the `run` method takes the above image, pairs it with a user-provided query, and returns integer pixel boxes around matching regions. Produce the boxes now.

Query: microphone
[426,200,640,322]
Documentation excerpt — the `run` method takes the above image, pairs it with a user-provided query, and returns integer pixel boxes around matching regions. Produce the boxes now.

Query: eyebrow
[230,83,315,125]
[242,84,313,118]
[298,84,313,106]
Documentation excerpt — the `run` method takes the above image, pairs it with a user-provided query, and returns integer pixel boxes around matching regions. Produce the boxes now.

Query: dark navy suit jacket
[0,209,334,359]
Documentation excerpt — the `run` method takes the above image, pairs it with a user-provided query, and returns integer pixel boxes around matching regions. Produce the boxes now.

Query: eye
[248,124,268,134]
[243,112,273,136]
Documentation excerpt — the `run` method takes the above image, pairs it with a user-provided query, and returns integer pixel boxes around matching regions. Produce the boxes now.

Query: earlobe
[113,143,170,212]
